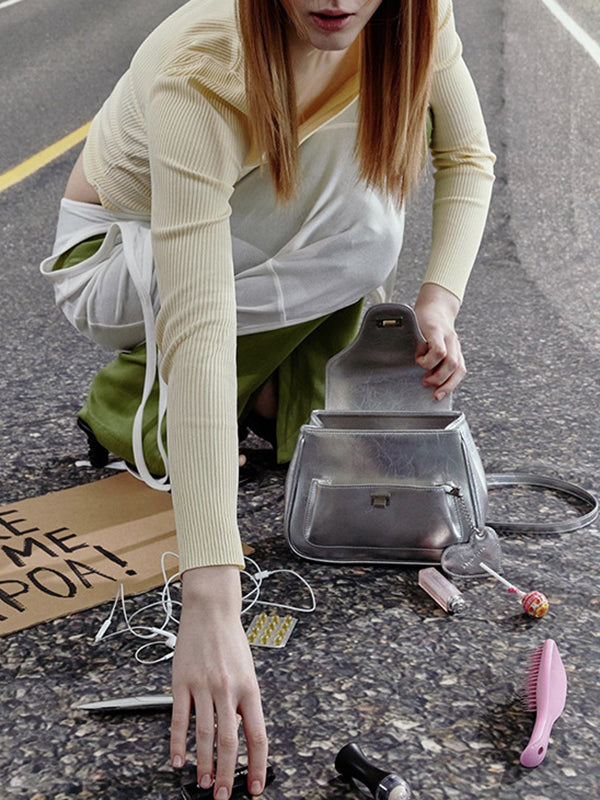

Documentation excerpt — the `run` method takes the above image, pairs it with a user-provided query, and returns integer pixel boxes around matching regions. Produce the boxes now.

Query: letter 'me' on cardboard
[0,473,251,636]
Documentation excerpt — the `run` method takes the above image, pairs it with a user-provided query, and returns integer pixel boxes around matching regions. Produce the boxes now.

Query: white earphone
[93,551,316,664]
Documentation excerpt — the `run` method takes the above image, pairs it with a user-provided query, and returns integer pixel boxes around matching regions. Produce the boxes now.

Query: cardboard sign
[0,472,251,636]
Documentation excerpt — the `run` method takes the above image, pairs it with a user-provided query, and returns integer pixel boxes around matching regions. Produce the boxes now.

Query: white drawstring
[120,222,170,491]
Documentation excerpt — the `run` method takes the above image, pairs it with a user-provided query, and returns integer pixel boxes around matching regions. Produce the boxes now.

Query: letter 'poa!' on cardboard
[0,473,252,636]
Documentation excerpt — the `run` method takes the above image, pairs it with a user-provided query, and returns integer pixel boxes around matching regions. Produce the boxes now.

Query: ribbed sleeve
[425,0,496,300]
[147,71,248,570]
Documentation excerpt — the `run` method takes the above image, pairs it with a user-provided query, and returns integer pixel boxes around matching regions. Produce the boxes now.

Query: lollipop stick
[479,561,517,591]
[479,562,548,618]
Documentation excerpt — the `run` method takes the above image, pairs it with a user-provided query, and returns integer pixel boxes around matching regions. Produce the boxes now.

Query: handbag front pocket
[301,480,464,563]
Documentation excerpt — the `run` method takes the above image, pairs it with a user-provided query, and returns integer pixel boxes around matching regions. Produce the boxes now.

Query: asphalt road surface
[1,1,600,799]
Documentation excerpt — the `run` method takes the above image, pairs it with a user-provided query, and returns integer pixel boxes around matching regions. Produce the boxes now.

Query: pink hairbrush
[520,639,567,767]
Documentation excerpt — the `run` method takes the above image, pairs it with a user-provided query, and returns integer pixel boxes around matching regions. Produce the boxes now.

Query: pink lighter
[418,567,466,614]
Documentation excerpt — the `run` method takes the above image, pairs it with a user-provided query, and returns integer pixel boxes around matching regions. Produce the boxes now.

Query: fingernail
[215,788,229,800]
[199,774,212,789]
[250,780,262,796]
[172,755,183,769]
[436,391,445,401]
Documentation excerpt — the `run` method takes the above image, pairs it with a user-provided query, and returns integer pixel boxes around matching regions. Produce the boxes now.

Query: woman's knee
[252,374,278,419]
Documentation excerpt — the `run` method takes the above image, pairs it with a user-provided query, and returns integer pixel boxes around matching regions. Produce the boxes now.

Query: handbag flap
[325,303,453,412]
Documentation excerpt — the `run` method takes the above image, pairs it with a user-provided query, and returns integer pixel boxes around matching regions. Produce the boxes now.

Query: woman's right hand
[170,565,268,799]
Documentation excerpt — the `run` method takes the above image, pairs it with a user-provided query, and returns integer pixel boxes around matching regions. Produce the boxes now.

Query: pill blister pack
[245,612,297,648]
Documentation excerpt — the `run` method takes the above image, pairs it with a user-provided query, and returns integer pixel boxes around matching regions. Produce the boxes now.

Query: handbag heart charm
[441,526,502,578]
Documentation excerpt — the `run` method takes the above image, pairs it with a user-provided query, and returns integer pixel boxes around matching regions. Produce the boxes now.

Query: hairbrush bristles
[520,639,567,767]
[521,645,543,711]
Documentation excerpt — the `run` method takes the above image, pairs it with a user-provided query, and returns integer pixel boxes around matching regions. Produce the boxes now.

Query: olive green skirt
[58,238,363,475]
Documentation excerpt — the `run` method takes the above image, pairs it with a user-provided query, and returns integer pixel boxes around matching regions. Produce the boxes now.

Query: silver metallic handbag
[284,304,598,572]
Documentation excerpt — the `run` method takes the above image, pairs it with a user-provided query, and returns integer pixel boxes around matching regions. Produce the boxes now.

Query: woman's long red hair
[238,0,438,203]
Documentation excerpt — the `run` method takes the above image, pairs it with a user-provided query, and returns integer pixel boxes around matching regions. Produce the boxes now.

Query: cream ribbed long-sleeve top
[82,0,495,572]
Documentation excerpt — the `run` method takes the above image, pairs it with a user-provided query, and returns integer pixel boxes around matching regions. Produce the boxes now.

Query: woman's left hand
[413,283,466,402]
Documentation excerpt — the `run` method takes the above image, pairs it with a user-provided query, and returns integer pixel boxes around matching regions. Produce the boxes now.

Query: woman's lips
[309,11,353,32]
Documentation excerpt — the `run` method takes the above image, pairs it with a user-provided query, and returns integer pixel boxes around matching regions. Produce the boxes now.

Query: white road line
[540,0,600,69]
[0,0,28,8]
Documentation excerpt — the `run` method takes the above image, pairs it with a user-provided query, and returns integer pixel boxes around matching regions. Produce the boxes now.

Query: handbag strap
[485,472,599,534]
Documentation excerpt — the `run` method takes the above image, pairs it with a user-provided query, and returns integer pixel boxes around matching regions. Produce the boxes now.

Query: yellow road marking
[0,122,91,194]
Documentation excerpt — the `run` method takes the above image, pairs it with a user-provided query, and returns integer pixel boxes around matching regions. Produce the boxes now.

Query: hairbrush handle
[520,639,567,768]
[520,716,555,767]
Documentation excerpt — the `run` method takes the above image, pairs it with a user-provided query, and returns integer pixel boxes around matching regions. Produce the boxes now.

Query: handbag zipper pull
[443,483,483,538]
[443,483,461,497]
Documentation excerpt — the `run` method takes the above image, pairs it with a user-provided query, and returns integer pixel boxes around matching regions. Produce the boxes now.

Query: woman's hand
[170,566,268,800]
[413,283,466,401]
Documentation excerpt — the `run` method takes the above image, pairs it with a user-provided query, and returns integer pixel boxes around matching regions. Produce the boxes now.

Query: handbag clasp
[370,493,391,508]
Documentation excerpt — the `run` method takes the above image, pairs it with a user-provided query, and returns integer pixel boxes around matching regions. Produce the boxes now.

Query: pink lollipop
[480,563,549,618]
